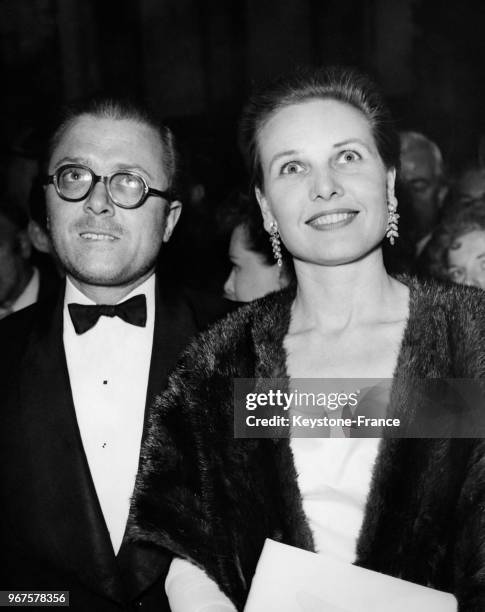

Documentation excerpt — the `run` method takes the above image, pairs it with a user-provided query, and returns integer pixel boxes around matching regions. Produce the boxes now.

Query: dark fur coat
[129,277,485,611]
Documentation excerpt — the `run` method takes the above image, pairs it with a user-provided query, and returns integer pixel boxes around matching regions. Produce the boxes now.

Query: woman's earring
[269,221,283,267]
[386,196,399,245]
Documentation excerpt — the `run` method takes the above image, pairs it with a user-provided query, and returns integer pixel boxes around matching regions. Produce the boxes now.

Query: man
[399,131,448,254]
[0,201,57,318]
[0,99,229,611]
[454,163,485,207]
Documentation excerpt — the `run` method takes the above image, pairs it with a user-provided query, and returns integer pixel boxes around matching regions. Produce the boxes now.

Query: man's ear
[255,187,274,233]
[162,201,182,242]
[17,229,32,260]
[28,220,52,254]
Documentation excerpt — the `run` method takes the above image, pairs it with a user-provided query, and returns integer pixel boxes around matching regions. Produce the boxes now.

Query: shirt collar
[64,273,156,317]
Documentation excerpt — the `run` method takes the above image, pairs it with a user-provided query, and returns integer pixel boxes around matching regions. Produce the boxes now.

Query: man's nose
[83,179,115,216]
[309,167,343,201]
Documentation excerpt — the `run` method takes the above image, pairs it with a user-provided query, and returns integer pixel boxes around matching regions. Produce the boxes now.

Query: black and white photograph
[1,2,485,610]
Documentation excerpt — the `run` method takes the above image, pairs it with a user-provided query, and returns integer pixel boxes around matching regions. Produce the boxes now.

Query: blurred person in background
[422,202,485,289]
[219,193,292,302]
[0,199,57,318]
[453,162,485,208]
[27,173,64,283]
[399,131,448,254]
[28,174,55,257]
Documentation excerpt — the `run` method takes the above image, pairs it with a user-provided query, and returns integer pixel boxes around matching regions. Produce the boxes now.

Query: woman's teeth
[310,212,355,226]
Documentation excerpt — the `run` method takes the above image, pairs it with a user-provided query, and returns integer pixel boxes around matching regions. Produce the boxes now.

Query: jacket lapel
[118,282,198,600]
[5,288,124,603]
[145,283,199,416]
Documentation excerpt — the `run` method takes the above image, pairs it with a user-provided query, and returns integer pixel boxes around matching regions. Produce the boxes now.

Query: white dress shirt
[63,274,155,554]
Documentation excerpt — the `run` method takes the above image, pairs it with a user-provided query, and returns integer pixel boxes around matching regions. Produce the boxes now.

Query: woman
[423,202,485,289]
[130,67,485,610]
[219,193,292,302]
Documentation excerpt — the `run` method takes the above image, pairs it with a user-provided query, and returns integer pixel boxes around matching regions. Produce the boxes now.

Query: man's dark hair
[239,65,400,191]
[45,97,180,197]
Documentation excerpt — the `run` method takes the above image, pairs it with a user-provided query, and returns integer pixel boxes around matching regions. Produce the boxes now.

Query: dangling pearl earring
[269,221,283,267]
[386,195,399,245]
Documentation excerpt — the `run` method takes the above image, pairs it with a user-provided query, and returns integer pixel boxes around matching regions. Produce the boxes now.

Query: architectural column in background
[370,0,414,97]
[138,0,206,117]
[55,0,100,102]
[245,0,312,83]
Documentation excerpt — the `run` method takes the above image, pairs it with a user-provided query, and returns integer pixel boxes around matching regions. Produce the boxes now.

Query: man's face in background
[0,213,31,305]
[455,168,485,207]
[400,145,446,238]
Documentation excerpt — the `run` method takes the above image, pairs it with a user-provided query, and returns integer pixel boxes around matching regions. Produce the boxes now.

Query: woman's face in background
[447,229,485,289]
[223,224,283,301]
[255,99,395,266]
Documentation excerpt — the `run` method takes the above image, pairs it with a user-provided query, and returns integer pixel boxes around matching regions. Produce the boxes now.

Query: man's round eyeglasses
[44,164,173,209]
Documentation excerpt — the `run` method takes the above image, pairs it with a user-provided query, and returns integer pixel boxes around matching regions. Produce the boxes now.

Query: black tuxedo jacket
[0,280,234,611]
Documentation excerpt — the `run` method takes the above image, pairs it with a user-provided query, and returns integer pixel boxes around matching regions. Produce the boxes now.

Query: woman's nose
[309,167,343,201]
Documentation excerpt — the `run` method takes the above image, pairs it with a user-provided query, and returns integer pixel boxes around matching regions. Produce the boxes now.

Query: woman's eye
[281,161,305,175]
[336,150,361,164]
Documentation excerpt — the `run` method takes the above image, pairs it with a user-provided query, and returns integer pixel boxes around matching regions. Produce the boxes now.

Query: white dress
[165,385,388,611]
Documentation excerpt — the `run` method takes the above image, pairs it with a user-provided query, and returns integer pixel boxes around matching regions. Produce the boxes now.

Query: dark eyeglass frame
[43,163,173,209]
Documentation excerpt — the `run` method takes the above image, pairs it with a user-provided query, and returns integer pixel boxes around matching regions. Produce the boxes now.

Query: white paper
[244,539,457,612]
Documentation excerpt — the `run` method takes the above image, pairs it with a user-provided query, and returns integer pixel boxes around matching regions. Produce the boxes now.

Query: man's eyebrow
[53,156,91,168]
[52,157,155,181]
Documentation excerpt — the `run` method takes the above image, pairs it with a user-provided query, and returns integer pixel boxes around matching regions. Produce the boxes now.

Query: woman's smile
[305,209,359,230]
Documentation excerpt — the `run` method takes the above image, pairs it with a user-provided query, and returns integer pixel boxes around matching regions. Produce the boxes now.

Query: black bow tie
[68,294,147,334]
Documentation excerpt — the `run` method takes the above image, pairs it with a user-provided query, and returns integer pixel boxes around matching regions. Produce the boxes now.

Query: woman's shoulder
[391,275,485,378]
[400,274,484,320]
